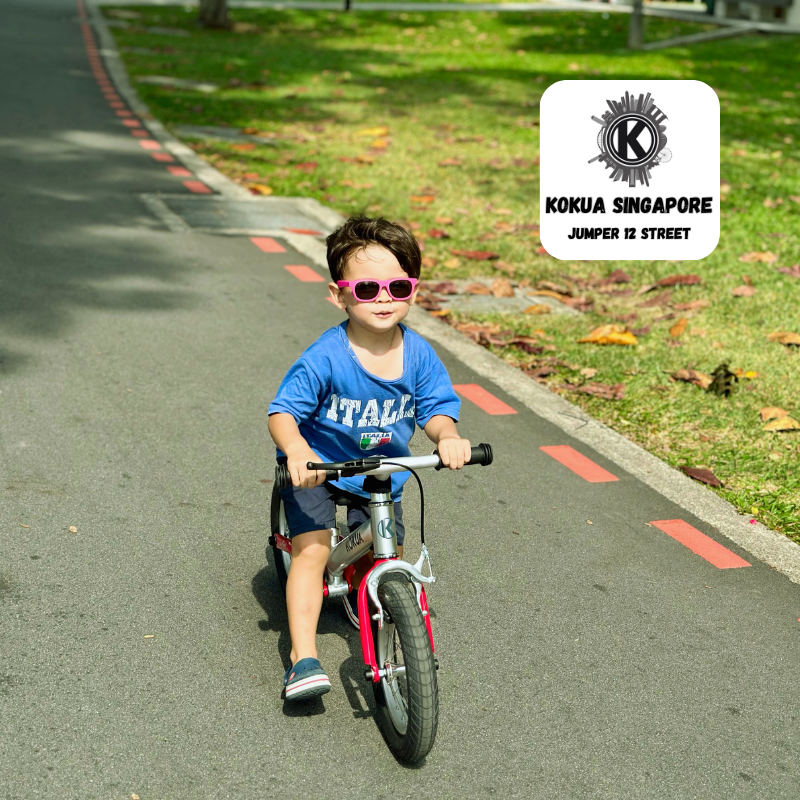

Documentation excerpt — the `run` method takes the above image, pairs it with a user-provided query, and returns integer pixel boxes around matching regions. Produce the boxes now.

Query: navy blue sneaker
[342,590,360,630]
[283,658,331,701]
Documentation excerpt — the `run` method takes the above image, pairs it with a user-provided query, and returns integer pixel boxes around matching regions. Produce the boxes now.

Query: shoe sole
[284,674,332,701]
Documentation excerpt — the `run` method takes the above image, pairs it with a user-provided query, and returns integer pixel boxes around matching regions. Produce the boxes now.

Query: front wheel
[371,574,438,764]
[268,482,291,594]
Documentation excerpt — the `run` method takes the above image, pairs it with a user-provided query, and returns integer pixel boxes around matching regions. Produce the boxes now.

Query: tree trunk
[627,0,644,49]
[198,0,231,29]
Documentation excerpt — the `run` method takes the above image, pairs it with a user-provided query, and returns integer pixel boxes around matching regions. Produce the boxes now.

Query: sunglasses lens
[389,279,414,299]
[354,281,380,301]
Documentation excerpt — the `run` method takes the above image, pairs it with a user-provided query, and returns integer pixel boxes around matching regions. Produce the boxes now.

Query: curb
[86,0,800,586]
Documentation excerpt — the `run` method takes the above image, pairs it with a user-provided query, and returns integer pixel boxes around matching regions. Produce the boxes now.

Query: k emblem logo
[589,91,671,187]
[377,518,395,540]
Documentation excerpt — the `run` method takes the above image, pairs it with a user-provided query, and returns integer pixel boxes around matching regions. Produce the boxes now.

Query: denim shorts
[279,482,405,546]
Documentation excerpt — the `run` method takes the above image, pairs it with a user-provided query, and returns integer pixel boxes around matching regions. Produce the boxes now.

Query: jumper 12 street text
[567,227,692,239]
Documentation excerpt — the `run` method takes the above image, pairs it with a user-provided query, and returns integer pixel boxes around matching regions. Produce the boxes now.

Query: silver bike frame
[323,454,439,622]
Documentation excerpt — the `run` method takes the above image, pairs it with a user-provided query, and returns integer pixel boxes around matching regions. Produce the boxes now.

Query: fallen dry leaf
[681,466,723,487]
[427,228,450,239]
[777,265,800,278]
[426,281,459,295]
[143,634,155,639]
[607,269,631,284]
[293,162,317,172]
[528,289,571,302]
[763,416,800,432]
[356,126,389,137]
[767,331,800,346]
[463,282,492,295]
[438,157,462,167]
[248,183,273,196]
[639,290,673,308]
[561,381,625,400]
[370,138,388,149]
[732,285,756,297]
[671,369,712,390]
[356,154,376,164]
[580,367,598,378]
[420,256,437,268]
[410,195,435,204]
[760,406,788,421]
[524,304,552,315]
[578,324,638,346]
[20,524,30,528]
[450,249,500,261]
[739,251,777,264]
[231,143,257,151]
[733,368,758,379]
[673,299,710,311]
[442,257,461,269]
[492,260,516,276]
[657,273,701,288]
[669,317,688,338]
[435,216,454,225]
[491,278,515,298]
[68,525,77,533]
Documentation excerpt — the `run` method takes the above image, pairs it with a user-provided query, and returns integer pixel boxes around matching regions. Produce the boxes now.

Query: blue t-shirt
[268,321,460,500]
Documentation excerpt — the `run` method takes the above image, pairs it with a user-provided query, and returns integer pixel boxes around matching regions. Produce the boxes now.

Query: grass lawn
[106,6,800,540]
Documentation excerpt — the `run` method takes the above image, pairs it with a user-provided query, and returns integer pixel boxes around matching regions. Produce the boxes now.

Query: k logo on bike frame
[589,92,671,188]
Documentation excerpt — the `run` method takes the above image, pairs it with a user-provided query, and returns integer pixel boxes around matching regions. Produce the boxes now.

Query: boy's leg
[286,528,331,665]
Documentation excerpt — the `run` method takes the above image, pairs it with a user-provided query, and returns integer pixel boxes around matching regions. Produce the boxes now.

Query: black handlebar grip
[468,443,493,466]
[275,462,291,490]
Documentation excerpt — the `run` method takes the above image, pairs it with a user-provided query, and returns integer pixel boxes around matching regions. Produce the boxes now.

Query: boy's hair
[326,216,421,283]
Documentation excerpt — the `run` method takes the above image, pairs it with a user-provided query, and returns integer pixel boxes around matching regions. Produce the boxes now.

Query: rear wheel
[268,482,291,594]
[371,574,438,764]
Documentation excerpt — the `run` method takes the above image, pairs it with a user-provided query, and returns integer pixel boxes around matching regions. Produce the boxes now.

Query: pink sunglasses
[336,277,418,303]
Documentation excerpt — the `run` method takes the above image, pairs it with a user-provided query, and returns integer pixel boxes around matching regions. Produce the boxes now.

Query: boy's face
[328,244,417,335]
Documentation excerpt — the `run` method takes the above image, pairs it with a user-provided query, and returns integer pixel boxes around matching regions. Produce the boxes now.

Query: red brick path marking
[284,265,325,283]
[183,180,212,194]
[539,445,619,483]
[250,237,286,253]
[283,227,322,235]
[139,140,161,151]
[650,519,751,569]
[167,166,193,177]
[151,152,175,163]
[453,384,517,415]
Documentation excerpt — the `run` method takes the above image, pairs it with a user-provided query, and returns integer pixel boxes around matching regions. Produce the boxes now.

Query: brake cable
[380,462,426,548]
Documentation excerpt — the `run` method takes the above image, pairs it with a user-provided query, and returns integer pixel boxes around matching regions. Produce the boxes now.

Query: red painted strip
[539,445,619,483]
[283,227,322,235]
[130,130,150,138]
[650,519,751,569]
[250,236,286,253]
[151,152,175,163]
[453,384,517,416]
[284,265,325,283]
[139,140,162,151]
[167,166,192,177]
[115,110,133,117]
[109,101,125,109]
[122,119,142,128]
[183,180,212,194]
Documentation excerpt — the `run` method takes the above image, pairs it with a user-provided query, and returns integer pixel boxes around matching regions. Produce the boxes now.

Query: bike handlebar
[274,443,493,490]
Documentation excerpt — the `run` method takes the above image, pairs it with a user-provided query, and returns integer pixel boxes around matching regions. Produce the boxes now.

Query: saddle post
[362,475,398,560]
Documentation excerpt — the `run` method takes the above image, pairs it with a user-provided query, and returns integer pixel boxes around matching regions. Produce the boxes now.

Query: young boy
[268,216,471,701]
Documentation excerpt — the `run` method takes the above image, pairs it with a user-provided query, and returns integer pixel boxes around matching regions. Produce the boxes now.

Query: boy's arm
[423,415,471,470]
[268,413,326,488]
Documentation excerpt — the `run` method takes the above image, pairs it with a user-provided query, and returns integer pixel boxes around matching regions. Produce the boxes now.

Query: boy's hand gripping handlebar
[274,443,493,490]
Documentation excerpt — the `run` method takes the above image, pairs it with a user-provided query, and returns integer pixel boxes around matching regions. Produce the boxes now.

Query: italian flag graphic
[360,433,392,450]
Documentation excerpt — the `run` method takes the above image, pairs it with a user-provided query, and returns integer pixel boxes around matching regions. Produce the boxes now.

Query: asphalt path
[2,1,800,797]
